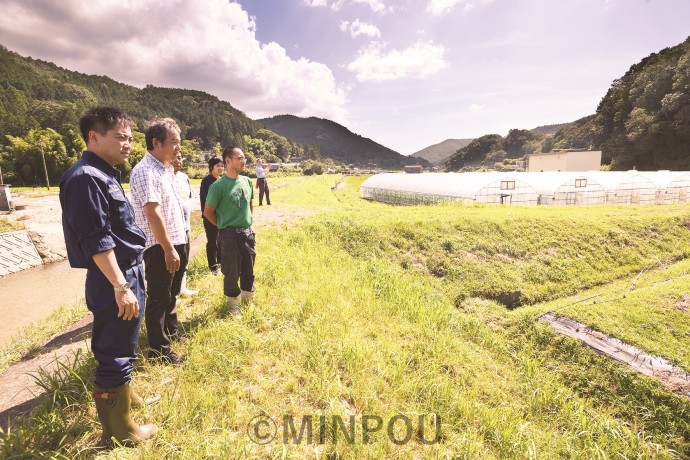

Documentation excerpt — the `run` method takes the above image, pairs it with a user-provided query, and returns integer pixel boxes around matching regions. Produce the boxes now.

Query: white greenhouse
[637,171,690,204]
[360,171,690,206]
[521,172,606,206]
[359,172,540,205]
[583,171,657,205]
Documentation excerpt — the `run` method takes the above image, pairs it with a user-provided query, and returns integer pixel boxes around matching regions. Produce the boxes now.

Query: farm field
[1,174,690,459]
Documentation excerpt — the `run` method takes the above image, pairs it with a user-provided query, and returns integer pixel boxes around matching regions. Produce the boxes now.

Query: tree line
[447,35,690,172]
[0,45,322,185]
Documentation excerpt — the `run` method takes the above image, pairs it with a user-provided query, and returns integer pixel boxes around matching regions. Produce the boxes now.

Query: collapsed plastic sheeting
[360,171,690,206]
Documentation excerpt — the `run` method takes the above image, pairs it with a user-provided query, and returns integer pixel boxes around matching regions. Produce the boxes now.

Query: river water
[0,231,206,348]
[0,259,86,347]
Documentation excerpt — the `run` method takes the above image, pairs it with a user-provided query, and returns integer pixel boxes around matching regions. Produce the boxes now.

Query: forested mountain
[530,123,572,137]
[0,46,262,148]
[595,36,690,169]
[446,36,690,171]
[0,45,305,184]
[446,129,545,171]
[258,115,427,169]
[410,138,473,166]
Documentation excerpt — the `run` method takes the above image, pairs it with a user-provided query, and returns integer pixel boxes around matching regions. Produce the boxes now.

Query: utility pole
[38,140,50,190]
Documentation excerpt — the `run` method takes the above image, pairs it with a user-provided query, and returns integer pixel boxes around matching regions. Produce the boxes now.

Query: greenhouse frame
[359,171,690,206]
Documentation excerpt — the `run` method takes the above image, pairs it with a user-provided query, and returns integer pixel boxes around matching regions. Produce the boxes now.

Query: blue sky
[0,0,688,154]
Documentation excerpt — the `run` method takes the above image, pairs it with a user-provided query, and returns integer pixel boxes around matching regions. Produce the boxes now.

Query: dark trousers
[86,258,145,389]
[203,217,221,270]
[257,178,270,205]
[143,243,189,354]
[218,228,256,297]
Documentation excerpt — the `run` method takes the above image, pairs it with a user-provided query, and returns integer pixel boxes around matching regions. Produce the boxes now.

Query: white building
[527,150,602,172]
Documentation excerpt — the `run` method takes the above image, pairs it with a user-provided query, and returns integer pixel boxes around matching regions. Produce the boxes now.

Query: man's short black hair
[79,107,134,143]
[208,156,223,171]
[222,146,239,164]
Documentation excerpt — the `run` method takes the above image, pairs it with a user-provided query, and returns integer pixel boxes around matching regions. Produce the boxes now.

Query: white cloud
[427,0,463,15]
[0,0,348,123]
[340,19,381,38]
[468,104,486,111]
[427,0,492,15]
[307,0,392,14]
[347,40,447,81]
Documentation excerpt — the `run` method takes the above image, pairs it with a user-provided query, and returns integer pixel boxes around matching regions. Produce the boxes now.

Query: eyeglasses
[232,156,246,162]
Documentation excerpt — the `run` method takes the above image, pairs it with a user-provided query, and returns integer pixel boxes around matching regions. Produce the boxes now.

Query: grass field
[0,217,24,233]
[2,175,690,459]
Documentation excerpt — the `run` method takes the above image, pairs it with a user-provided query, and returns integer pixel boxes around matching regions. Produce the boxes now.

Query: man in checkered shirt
[130,118,188,365]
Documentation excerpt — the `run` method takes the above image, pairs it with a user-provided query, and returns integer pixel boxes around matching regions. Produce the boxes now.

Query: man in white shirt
[130,118,187,365]
[173,152,198,297]
[255,158,271,206]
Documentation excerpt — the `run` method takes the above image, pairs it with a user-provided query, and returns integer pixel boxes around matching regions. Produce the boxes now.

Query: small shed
[404,165,423,174]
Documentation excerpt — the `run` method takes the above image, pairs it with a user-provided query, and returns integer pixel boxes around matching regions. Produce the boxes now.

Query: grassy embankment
[1,174,690,458]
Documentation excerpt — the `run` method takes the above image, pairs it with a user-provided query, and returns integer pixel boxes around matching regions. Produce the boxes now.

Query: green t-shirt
[205,175,254,229]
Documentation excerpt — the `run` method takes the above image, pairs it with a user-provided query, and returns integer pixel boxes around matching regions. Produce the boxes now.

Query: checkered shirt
[129,153,187,249]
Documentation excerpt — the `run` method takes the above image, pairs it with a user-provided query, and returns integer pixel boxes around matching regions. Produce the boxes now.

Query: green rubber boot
[130,386,161,409]
[93,382,158,447]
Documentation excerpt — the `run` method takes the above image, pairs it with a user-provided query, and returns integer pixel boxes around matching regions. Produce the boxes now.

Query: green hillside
[410,138,473,166]
[258,115,428,169]
[447,36,690,171]
[0,45,308,184]
[0,45,259,148]
[530,122,572,137]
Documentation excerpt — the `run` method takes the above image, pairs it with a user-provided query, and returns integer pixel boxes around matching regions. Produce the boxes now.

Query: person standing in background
[200,157,224,274]
[173,151,197,297]
[203,146,255,319]
[130,118,188,365]
[255,158,271,206]
[59,107,157,446]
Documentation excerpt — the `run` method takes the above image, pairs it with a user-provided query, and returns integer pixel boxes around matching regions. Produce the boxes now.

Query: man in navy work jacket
[59,107,157,447]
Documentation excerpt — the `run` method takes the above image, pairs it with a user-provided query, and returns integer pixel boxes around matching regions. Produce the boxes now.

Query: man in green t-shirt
[203,146,255,318]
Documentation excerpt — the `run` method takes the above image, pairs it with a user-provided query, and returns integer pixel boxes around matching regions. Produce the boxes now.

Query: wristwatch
[114,282,130,292]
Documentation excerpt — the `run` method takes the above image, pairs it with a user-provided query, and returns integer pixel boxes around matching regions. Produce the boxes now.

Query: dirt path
[0,192,314,431]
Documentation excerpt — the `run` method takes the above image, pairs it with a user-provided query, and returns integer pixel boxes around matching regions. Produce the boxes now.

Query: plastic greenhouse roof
[360,171,690,199]
[360,172,527,199]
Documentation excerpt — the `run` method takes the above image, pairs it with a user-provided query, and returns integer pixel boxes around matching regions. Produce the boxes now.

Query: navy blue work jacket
[59,151,146,270]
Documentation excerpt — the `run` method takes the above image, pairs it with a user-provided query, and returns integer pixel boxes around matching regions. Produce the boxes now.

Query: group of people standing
[59,107,261,447]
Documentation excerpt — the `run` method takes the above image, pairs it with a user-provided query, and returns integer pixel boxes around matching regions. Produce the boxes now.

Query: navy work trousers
[86,258,145,389]
[218,228,256,297]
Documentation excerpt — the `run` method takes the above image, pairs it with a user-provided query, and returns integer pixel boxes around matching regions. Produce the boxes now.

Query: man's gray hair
[145,117,180,150]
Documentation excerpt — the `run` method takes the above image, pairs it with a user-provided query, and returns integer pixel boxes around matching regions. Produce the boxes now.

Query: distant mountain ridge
[530,123,572,137]
[410,139,473,166]
[258,115,427,168]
